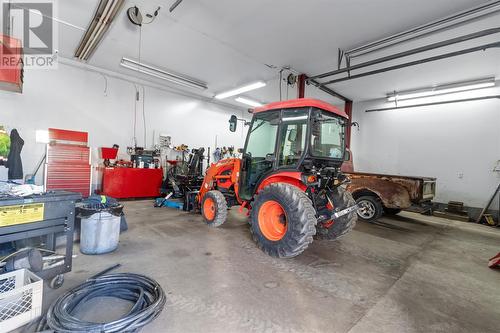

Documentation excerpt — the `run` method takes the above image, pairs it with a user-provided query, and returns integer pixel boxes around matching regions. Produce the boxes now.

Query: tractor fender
[347,178,411,209]
[256,171,307,194]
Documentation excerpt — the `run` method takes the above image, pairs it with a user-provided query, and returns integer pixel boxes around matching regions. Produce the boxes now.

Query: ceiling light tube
[215,81,266,99]
[387,78,495,102]
[235,97,263,107]
[75,0,125,61]
[120,58,208,90]
[80,1,119,60]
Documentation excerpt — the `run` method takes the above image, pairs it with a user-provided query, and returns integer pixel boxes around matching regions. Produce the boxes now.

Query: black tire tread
[250,183,317,258]
[315,186,357,240]
[202,190,228,227]
[356,195,383,222]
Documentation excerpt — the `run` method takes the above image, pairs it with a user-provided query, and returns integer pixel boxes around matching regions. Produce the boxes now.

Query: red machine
[194,98,359,258]
[101,167,163,199]
[100,146,163,199]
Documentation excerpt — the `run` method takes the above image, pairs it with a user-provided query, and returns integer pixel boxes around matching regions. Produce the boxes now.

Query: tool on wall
[127,6,161,26]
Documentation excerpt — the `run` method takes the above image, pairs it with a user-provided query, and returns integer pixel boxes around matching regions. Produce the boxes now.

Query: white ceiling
[55,0,500,107]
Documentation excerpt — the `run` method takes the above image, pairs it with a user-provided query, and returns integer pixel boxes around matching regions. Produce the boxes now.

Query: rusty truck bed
[345,172,436,209]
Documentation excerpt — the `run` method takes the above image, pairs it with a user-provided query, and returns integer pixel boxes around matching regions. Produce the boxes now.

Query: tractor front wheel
[250,183,317,258]
[315,186,357,240]
[201,190,228,227]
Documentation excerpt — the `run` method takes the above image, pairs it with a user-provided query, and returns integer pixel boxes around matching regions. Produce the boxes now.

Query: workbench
[101,167,163,199]
[0,191,81,286]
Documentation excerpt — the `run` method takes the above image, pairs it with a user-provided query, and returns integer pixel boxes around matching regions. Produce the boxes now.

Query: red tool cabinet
[0,34,23,93]
[45,129,91,197]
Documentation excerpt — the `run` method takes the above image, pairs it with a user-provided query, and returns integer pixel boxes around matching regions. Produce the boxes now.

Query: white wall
[350,90,500,209]
[0,63,249,188]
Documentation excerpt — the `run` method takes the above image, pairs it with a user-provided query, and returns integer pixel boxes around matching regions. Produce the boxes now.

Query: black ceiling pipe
[309,27,500,81]
[169,0,184,12]
[346,1,500,58]
[319,41,500,86]
[310,79,352,102]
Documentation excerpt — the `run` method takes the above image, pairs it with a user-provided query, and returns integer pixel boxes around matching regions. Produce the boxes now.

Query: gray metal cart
[0,191,81,288]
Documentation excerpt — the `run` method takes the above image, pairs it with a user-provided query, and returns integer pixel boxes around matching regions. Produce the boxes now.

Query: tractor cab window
[245,111,279,159]
[240,111,280,200]
[278,109,308,167]
[311,109,345,159]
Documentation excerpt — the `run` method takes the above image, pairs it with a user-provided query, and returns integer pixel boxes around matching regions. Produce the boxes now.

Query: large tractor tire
[315,186,357,240]
[201,190,228,227]
[250,183,317,258]
[356,195,383,222]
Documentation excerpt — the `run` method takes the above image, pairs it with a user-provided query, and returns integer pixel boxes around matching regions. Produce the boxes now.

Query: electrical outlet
[458,173,464,179]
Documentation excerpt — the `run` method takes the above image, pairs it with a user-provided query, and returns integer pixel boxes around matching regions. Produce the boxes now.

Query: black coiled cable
[37,273,166,333]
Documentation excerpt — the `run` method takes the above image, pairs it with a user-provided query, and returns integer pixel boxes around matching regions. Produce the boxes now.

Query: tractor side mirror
[344,149,351,161]
[229,115,238,132]
[287,128,297,142]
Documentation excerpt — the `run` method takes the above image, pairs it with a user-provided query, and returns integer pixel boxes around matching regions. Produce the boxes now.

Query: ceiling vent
[75,0,125,61]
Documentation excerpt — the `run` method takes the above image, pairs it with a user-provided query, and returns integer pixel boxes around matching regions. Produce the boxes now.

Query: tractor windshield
[310,109,346,159]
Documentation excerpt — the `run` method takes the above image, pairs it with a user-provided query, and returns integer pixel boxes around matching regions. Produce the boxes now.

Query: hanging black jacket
[5,129,24,180]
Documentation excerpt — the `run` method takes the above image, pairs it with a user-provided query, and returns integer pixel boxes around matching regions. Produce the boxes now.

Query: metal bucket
[80,211,121,255]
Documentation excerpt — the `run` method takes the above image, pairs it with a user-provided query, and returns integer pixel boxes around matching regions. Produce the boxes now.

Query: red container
[100,147,118,159]
[0,34,23,93]
[101,168,163,198]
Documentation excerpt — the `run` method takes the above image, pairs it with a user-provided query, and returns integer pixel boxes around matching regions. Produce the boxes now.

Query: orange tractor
[196,98,358,258]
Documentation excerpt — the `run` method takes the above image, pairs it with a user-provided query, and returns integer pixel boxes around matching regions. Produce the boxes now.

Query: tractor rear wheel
[315,186,357,240]
[250,183,317,258]
[201,190,228,227]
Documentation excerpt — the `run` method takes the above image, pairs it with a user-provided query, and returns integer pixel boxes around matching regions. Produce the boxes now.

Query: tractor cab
[231,99,349,201]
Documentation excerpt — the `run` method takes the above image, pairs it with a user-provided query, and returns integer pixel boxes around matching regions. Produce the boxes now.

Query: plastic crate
[0,269,43,333]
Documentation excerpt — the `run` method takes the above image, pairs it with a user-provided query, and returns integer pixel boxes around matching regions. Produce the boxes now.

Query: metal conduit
[345,0,500,58]
[320,41,500,86]
[309,27,500,80]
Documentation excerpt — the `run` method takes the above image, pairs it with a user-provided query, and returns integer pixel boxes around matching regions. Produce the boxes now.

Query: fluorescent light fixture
[120,58,208,90]
[282,115,308,122]
[215,81,266,99]
[75,0,125,61]
[235,97,263,107]
[387,78,496,102]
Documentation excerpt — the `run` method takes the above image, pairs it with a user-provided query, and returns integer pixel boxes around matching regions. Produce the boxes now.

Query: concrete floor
[37,201,500,333]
